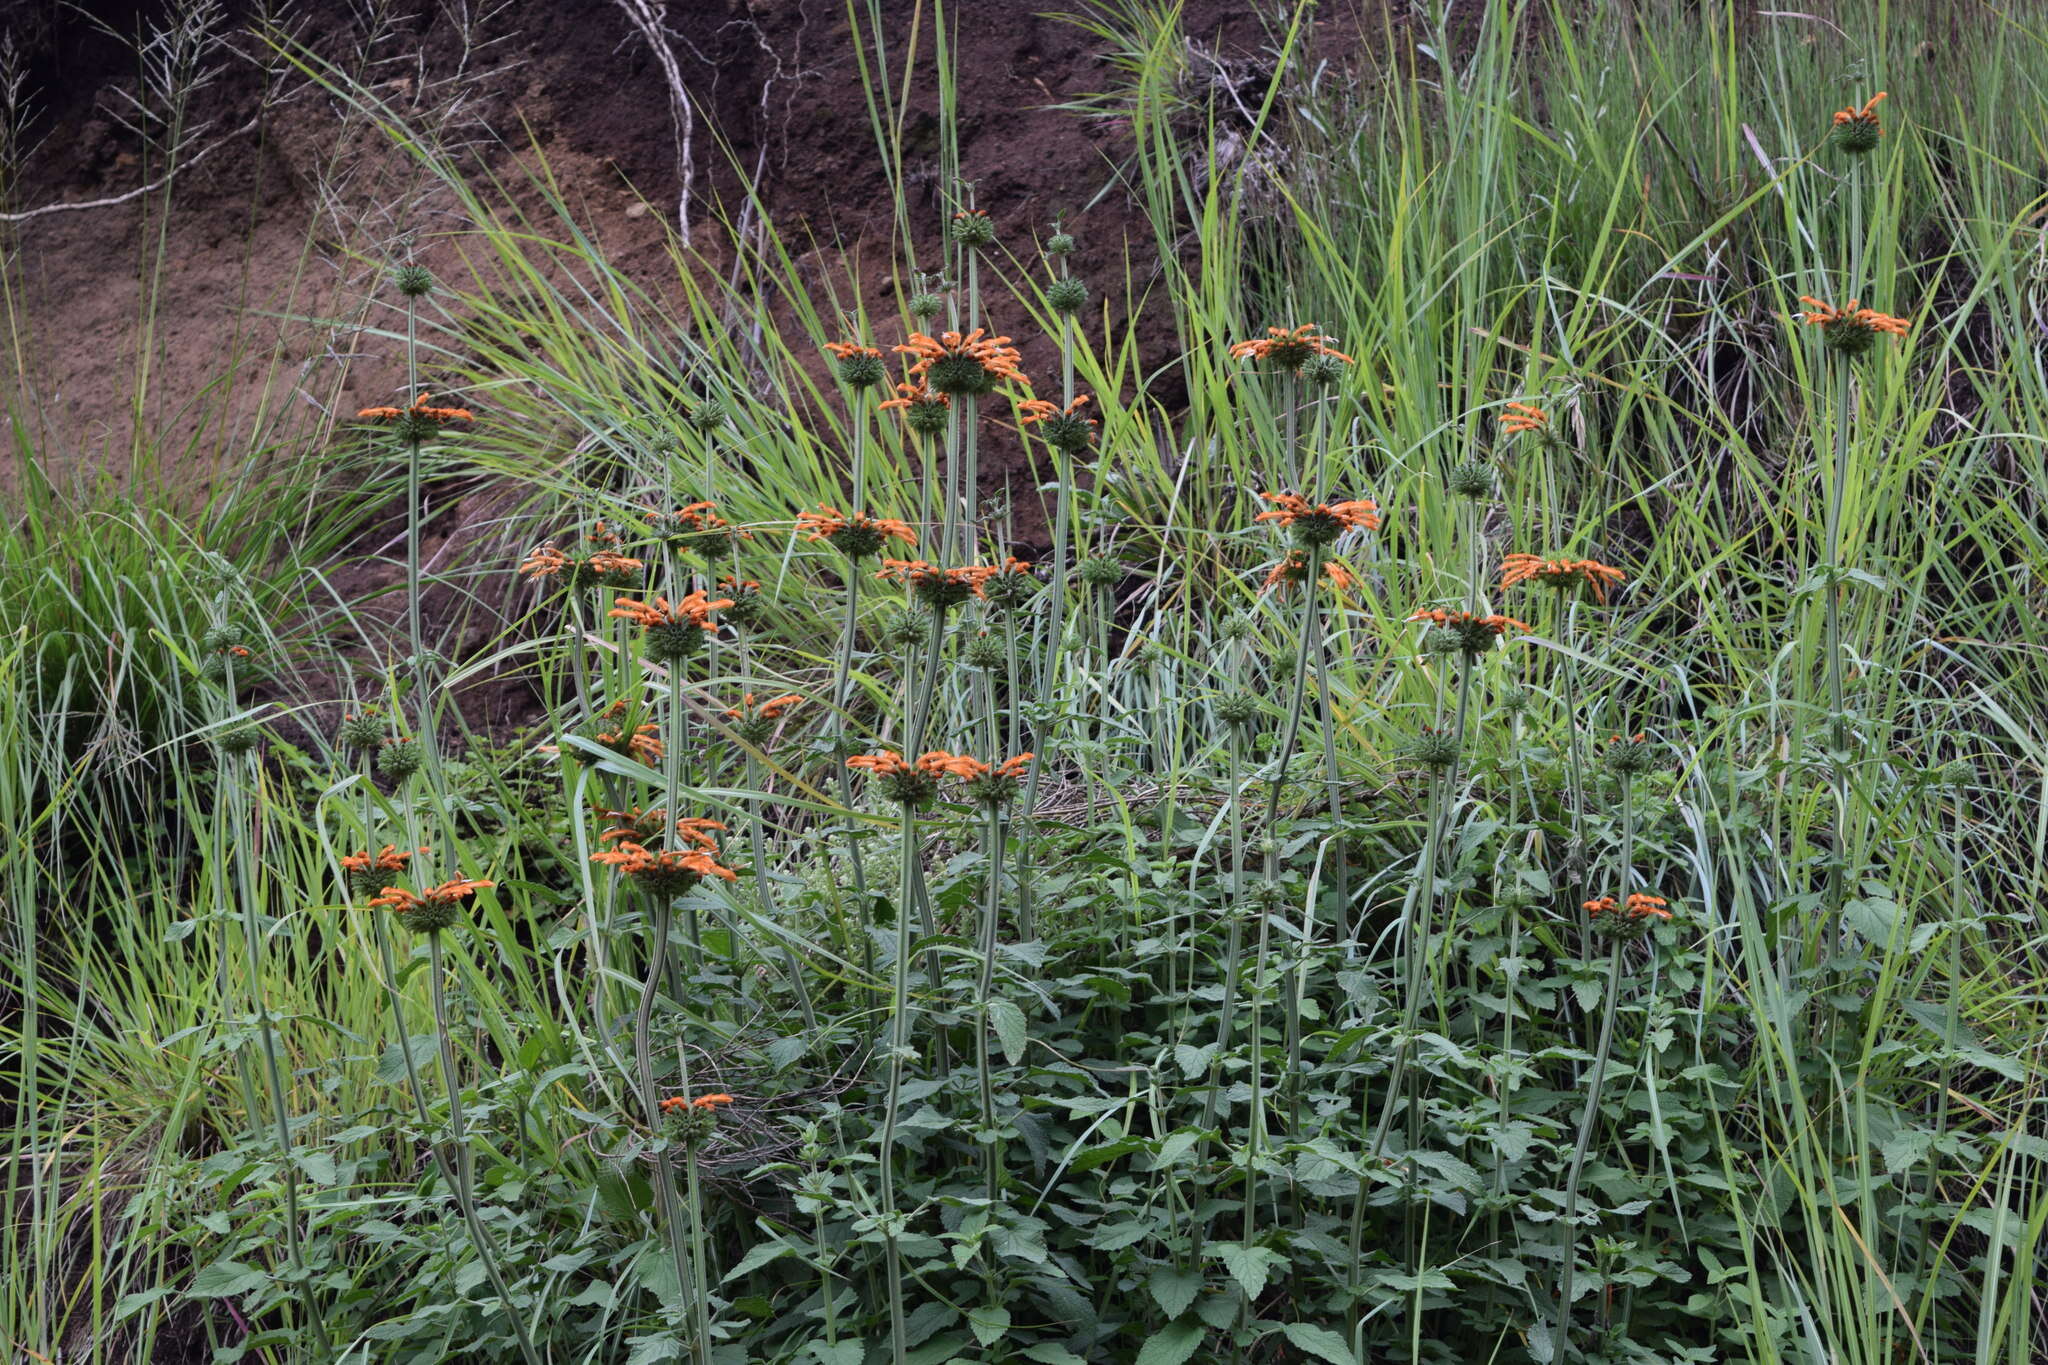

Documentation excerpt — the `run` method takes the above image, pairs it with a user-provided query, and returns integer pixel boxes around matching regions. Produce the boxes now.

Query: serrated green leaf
[988,999,1027,1064]
[722,1237,798,1283]
[375,1034,439,1084]
[1148,1264,1201,1318]
[1134,1319,1206,1365]
[1173,1043,1210,1078]
[1280,1322,1360,1364]
[1212,1243,1285,1301]
[293,1151,337,1185]
[968,1304,1011,1346]
[188,1259,268,1299]
[1085,1217,1154,1250]
[1020,1346,1083,1365]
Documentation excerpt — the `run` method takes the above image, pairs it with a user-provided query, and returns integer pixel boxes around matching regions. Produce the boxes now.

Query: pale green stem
[878,804,918,1365]
[1555,776,1634,1346]
[428,933,544,1365]
[974,804,1005,1202]
[227,744,332,1358]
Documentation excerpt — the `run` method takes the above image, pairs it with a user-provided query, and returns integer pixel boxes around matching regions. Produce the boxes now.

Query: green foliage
[4,3,2047,1364]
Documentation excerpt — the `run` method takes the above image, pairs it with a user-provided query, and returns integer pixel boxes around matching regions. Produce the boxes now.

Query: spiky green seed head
[217,725,261,757]
[1602,735,1657,777]
[964,632,1006,672]
[1422,626,1463,658]
[1215,693,1261,729]
[1220,613,1258,643]
[642,621,707,664]
[1591,906,1654,943]
[908,291,945,322]
[826,522,889,559]
[925,353,999,397]
[1297,352,1348,388]
[881,606,934,648]
[950,210,997,247]
[1834,119,1881,155]
[685,399,728,433]
[982,567,1040,612]
[348,864,398,900]
[1408,729,1460,769]
[201,623,245,653]
[394,409,442,443]
[377,738,424,782]
[1036,410,1096,455]
[904,394,952,436]
[1498,685,1532,716]
[1046,275,1088,316]
[1077,555,1123,589]
[392,264,435,297]
[1447,460,1495,500]
[1046,232,1076,257]
[911,574,978,611]
[1936,759,1974,788]
[835,350,887,390]
[662,1100,721,1145]
[731,715,777,748]
[1821,318,1881,357]
[338,710,386,753]
[878,770,941,807]
[964,772,1024,808]
[719,583,766,631]
[629,862,706,900]
[398,897,464,934]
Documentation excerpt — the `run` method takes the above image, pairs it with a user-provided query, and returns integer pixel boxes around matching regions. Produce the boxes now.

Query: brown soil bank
[2,0,1334,497]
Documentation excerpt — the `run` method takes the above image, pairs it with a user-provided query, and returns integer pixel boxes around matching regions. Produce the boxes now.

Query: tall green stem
[878,804,918,1365]
[428,933,544,1365]
[974,804,1005,1201]
[227,747,331,1358]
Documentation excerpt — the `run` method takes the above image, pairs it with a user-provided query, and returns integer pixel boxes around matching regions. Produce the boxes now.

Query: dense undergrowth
[4,3,2047,1363]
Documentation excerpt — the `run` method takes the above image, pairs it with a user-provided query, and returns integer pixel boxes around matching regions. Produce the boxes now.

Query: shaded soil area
[3,0,1385,754]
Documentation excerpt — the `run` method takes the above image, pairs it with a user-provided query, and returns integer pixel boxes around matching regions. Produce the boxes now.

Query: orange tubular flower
[1262,549,1355,595]
[1625,893,1672,921]
[796,505,918,559]
[1500,402,1549,436]
[590,841,738,896]
[723,692,803,722]
[847,749,960,805]
[367,878,494,932]
[876,559,999,609]
[1228,325,1354,368]
[1409,608,1531,659]
[1500,554,1628,604]
[596,807,726,851]
[519,525,646,591]
[1255,492,1382,545]
[1408,608,1532,634]
[895,329,1031,396]
[1831,92,1887,151]
[944,751,1035,806]
[608,591,732,633]
[356,391,475,428]
[342,844,422,896]
[724,692,802,747]
[592,701,664,766]
[1584,896,1619,918]
[659,1093,736,1114]
[1797,296,1910,354]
